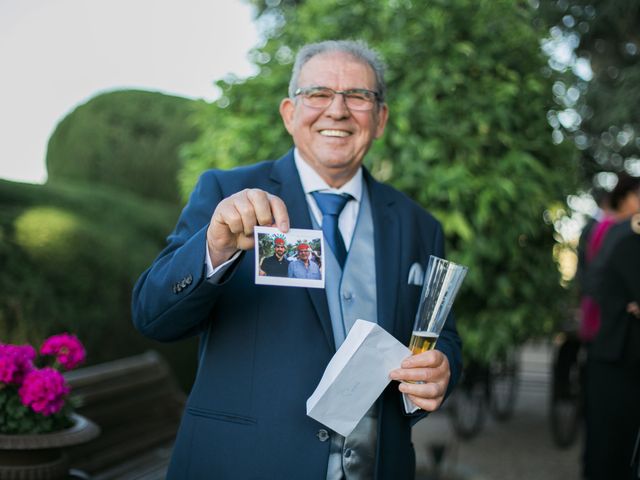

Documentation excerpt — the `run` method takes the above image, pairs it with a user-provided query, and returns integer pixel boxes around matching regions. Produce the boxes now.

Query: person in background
[579,174,640,343]
[574,187,611,306]
[583,175,640,480]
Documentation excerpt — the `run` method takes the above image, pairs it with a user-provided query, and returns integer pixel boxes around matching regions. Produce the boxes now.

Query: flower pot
[0,414,100,480]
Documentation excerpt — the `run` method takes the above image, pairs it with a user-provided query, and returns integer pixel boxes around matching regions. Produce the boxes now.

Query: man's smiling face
[274,244,286,259]
[279,52,388,188]
[297,248,310,261]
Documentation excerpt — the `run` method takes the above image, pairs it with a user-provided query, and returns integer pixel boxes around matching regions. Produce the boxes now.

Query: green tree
[181,0,577,362]
[540,0,640,185]
[47,90,200,204]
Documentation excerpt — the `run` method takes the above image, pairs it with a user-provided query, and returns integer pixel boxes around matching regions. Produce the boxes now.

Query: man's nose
[324,93,350,118]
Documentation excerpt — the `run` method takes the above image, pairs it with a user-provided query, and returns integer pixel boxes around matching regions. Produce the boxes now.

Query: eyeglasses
[294,86,380,111]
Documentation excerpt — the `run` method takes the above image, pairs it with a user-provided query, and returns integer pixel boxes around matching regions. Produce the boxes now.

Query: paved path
[412,341,583,480]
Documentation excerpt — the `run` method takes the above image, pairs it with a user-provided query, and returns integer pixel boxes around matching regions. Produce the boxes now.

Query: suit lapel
[270,151,335,351]
[365,170,401,336]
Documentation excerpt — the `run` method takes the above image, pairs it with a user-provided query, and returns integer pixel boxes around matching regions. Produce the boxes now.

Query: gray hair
[288,40,387,103]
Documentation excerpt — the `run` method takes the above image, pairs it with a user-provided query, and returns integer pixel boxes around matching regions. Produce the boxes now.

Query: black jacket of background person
[588,214,640,363]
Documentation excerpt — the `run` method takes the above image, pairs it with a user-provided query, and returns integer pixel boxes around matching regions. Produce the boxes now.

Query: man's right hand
[207,189,289,268]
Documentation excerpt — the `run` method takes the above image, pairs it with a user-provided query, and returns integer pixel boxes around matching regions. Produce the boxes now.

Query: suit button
[344,448,352,458]
[342,291,353,301]
[316,429,329,442]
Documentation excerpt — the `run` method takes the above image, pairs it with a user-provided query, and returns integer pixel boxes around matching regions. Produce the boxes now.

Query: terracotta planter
[0,414,100,480]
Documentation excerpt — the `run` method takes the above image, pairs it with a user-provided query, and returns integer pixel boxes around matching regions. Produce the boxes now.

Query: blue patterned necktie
[311,192,352,268]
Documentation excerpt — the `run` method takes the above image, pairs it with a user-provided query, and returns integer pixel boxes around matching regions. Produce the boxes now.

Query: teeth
[320,130,350,137]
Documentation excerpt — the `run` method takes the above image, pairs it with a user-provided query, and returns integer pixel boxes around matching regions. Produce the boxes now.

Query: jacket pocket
[186,406,257,425]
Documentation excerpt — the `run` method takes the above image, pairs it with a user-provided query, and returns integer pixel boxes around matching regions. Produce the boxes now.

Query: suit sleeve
[131,171,238,342]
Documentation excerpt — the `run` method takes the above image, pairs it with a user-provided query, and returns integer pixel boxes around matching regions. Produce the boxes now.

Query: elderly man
[132,39,462,479]
[288,242,321,279]
[260,236,290,277]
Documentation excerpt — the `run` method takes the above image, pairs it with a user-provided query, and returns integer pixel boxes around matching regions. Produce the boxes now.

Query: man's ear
[279,98,296,135]
[374,103,389,139]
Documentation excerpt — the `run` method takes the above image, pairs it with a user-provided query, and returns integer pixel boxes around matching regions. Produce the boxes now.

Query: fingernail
[279,221,289,232]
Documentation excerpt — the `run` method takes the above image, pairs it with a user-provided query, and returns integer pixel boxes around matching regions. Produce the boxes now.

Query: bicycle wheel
[490,353,519,421]
[449,366,489,440]
[550,396,581,448]
[549,336,582,448]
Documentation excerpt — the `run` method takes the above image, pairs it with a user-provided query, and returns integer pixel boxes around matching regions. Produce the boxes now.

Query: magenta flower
[0,334,85,433]
[0,344,36,385]
[40,333,86,370]
[18,367,70,416]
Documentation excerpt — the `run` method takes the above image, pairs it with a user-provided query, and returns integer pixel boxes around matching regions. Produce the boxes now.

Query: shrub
[0,179,197,391]
[46,90,200,204]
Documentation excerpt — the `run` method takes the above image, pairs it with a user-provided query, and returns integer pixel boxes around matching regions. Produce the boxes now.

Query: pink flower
[18,367,70,416]
[0,344,36,384]
[40,333,86,370]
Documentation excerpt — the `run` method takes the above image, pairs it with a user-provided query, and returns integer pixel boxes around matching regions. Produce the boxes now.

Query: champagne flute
[409,256,468,356]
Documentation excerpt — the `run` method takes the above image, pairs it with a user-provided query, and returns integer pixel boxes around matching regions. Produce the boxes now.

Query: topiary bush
[46,90,201,204]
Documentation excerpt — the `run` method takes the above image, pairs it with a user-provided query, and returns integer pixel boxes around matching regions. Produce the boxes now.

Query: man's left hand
[389,350,451,412]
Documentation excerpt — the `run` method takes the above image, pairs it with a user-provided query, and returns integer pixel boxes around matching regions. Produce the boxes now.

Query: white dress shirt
[293,148,361,250]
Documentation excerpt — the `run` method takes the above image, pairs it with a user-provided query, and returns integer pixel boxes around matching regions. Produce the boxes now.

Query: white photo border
[254,226,325,289]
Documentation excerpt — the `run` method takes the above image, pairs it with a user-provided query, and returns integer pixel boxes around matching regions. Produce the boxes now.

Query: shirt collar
[293,148,362,202]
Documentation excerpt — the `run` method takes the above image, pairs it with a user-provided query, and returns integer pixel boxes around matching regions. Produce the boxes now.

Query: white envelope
[403,392,420,414]
[306,319,412,437]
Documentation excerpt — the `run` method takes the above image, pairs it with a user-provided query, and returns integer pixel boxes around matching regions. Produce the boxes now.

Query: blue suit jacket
[132,150,462,479]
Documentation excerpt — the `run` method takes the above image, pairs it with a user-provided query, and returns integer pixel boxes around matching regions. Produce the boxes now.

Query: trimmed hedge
[0,179,197,391]
[46,90,200,204]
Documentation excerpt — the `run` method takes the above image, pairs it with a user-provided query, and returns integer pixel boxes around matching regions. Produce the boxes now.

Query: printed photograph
[254,226,325,289]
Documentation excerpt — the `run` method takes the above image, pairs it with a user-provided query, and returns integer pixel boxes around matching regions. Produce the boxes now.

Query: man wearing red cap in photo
[259,236,290,277]
[288,242,321,279]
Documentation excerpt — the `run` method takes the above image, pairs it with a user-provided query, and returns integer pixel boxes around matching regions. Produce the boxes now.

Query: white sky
[0,0,260,184]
